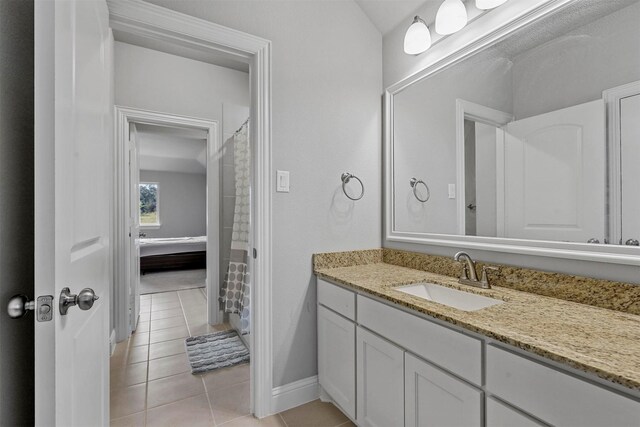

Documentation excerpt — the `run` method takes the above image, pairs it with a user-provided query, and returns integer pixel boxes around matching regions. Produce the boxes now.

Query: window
[139,182,159,226]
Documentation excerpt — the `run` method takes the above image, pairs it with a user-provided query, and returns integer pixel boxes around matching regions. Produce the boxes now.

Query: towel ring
[410,178,430,203]
[341,172,364,201]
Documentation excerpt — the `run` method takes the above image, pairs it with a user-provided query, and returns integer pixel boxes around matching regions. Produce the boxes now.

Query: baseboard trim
[271,375,319,413]
[110,329,116,356]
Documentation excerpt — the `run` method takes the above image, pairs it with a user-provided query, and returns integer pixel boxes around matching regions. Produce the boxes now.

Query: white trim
[603,80,640,246]
[272,376,320,414]
[384,0,640,266]
[110,329,117,356]
[107,0,273,417]
[455,100,513,235]
[114,107,220,342]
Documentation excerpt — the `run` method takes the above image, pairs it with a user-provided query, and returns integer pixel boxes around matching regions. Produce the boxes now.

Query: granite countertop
[315,262,640,391]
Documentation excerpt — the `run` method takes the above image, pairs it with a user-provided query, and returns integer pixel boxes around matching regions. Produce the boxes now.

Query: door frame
[108,0,274,417]
[455,99,513,235]
[114,106,220,340]
[603,80,640,245]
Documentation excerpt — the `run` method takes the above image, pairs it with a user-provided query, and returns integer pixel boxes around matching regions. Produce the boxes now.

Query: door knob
[625,238,639,246]
[59,287,99,315]
[587,238,600,244]
[7,295,35,318]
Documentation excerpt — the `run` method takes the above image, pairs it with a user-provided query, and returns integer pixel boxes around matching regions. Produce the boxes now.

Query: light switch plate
[276,170,290,192]
[448,184,456,199]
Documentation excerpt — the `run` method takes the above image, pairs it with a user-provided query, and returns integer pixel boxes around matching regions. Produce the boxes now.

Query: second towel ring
[341,172,364,201]
[410,178,430,203]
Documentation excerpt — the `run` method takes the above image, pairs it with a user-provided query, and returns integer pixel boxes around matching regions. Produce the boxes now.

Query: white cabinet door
[486,397,545,427]
[500,99,605,243]
[405,353,482,427]
[318,305,356,419]
[357,326,404,427]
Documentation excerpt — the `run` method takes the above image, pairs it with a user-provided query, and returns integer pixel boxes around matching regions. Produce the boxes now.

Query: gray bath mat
[185,330,250,374]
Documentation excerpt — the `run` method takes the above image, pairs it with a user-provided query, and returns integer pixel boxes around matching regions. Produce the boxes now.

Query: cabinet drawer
[357,295,482,385]
[486,397,545,427]
[486,345,640,427]
[317,278,355,320]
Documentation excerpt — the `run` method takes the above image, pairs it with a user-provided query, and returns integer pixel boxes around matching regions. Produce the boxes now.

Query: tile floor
[110,288,353,427]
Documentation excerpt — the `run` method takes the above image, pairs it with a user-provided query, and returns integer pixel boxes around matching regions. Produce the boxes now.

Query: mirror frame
[384,0,640,266]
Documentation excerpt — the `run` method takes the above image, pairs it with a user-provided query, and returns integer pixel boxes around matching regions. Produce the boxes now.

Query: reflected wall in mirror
[391,0,640,247]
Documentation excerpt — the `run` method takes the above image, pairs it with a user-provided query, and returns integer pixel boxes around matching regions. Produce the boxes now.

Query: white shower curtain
[219,120,251,335]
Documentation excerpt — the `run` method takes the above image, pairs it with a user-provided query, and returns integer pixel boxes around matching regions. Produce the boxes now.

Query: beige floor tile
[151,316,186,331]
[141,294,152,301]
[149,338,187,360]
[201,363,250,394]
[149,325,190,344]
[130,332,150,347]
[151,308,184,320]
[140,306,151,314]
[279,400,349,427]
[110,383,146,420]
[109,411,145,427]
[152,301,182,312]
[218,415,287,427]
[111,361,148,389]
[135,321,150,333]
[127,345,149,365]
[146,372,205,408]
[138,311,151,322]
[208,381,251,425]
[148,353,190,381]
[152,291,178,300]
[146,394,214,427]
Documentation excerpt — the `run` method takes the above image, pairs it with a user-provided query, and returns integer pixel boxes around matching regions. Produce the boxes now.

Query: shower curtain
[219,119,251,335]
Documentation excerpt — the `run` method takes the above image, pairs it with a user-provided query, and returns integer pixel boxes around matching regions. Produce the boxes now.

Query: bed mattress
[139,236,207,257]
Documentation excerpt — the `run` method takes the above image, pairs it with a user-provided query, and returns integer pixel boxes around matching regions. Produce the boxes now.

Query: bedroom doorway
[115,108,221,339]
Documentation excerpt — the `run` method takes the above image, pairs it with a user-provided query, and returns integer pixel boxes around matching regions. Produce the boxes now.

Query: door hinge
[253,248,257,259]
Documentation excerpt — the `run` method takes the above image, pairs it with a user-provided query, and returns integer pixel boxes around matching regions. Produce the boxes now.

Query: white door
[620,93,640,246]
[129,123,141,331]
[405,353,482,427]
[356,326,404,427]
[34,0,113,425]
[318,306,356,419]
[499,99,605,243]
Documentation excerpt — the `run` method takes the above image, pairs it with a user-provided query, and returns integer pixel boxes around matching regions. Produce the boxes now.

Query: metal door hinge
[253,248,257,259]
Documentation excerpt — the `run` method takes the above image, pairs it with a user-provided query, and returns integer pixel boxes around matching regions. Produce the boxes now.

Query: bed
[139,236,207,274]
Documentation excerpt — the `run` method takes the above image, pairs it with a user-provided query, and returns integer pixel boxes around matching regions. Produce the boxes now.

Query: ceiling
[137,123,208,175]
[355,0,446,36]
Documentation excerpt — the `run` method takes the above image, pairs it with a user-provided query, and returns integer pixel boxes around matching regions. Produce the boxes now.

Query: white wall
[145,0,383,388]
[383,1,640,284]
[114,41,249,121]
[512,2,640,119]
[139,170,207,238]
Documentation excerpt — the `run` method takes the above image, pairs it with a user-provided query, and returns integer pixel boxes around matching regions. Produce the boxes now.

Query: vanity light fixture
[476,0,508,9]
[403,16,432,55]
[435,0,468,35]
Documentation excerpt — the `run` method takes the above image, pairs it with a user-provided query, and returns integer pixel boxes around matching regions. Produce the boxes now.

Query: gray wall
[139,170,207,238]
[146,0,383,388]
[0,0,35,424]
[384,2,640,284]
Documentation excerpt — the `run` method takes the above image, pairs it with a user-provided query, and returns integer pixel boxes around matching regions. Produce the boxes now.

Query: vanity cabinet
[356,326,404,427]
[316,278,640,427]
[317,305,356,419]
[486,345,640,427]
[405,353,482,427]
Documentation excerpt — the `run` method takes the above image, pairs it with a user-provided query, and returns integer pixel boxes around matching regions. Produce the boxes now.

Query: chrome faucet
[453,251,498,289]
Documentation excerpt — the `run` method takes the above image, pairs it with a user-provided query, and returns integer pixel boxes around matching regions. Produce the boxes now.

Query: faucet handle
[480,266,499,288]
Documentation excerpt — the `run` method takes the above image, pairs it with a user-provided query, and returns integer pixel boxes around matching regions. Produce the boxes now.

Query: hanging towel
[219,120,251,335]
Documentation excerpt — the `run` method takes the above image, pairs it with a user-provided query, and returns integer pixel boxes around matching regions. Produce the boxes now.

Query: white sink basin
[395,283,503,312]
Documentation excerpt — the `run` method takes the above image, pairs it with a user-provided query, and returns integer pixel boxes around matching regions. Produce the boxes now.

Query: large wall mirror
[385,0,640,263]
